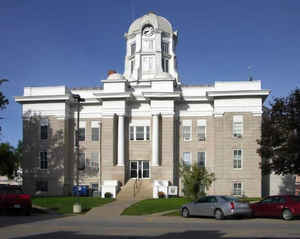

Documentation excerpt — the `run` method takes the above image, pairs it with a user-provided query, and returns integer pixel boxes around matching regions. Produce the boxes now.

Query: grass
[32,196,113,214]
[121,198,191,215]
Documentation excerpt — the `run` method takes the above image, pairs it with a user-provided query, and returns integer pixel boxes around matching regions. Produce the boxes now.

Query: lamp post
[72,94,85,213]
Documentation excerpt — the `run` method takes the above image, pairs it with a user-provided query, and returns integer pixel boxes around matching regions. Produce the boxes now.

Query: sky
[0,0,300,147]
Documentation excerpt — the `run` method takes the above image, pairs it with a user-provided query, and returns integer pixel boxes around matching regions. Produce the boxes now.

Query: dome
[128,12,173,35]
[107,73,125,81]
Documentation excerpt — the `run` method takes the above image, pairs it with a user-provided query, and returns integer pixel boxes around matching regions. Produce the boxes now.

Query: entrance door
[130,161,150,179]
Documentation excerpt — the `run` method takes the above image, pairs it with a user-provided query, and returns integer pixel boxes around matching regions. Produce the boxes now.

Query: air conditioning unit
[198,136,206,141]
[233,134,242,138]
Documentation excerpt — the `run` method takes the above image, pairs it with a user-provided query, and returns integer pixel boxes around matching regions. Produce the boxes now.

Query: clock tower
[123,12,179,85]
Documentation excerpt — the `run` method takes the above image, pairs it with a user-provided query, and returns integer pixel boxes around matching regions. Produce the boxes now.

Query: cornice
[93,92,132,100]
[143,92,181,99]
[207,90,270,98]
[15,95,71,103]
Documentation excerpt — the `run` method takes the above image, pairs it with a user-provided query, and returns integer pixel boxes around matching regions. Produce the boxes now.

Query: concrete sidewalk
[85,199,137,218]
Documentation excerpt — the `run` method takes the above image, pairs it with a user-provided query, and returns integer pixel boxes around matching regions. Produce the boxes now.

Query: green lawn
[121,198,191,215]
[32,196,113,214]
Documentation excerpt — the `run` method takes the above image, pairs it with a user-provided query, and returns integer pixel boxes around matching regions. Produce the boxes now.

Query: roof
[128,12,173,35]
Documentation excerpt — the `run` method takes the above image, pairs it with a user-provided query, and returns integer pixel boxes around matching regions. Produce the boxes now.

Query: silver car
[181,195,252,220]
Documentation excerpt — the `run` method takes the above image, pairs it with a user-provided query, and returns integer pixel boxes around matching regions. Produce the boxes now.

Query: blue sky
[0,0,299,146]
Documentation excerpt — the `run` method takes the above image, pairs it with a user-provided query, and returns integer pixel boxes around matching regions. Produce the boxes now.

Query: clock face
[143,26,154,37]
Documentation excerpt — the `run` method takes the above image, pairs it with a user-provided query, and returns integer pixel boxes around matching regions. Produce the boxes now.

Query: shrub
[104,192,113,198]
[158,191,165,199]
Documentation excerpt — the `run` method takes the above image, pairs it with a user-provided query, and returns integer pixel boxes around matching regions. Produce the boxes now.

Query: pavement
[1,200,300,238]
[85,199,137,218]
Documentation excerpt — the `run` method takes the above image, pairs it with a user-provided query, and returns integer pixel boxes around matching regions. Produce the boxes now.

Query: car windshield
[289,196,300,202]
[220,196,239,202]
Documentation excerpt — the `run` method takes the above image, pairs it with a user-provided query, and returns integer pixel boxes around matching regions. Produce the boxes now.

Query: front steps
[117,179,153,200]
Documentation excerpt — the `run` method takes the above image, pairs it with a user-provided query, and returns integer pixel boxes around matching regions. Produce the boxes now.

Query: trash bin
[72,185,89,196]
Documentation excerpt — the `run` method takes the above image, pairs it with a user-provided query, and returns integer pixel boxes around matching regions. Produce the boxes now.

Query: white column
[152,114,159,166]
[117,115,125,166]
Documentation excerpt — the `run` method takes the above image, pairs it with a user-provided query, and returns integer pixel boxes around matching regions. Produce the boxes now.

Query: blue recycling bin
[72,185,89,196]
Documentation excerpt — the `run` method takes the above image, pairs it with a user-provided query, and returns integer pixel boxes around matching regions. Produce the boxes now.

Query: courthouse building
[15,12,270,197]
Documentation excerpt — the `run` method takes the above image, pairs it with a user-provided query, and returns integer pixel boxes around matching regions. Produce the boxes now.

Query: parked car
[0,185,32,216]
[181,195,252,220]
[250,195,300,220]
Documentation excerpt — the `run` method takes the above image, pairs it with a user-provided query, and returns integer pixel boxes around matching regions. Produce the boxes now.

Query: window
[182,120,192,141]
[78,152,85,170]
[197,152,206,168]
[233,149,242,169]
[143,40,154,50]
[233,115,243,138]
[233,182,242,196]
[91,121,100,141]
[129,126,134,140]
[40,119,48,140]
[183,152,191,167]
[89,152,99,169]
[131,43,136,56]
[79,128,85,141]
[91,128,99,141]
[40,151,48,169]
[162,42,169,55]
[130,60,135,74]
[36,181,48,192]
[142,56,154,72]
[136,126,144,140]
[129,125,150,141]
[162,58,169,73]
[197,120,206,141]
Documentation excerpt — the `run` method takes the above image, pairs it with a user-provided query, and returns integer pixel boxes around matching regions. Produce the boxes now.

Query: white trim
[182,120,192,126]
[15,95,70,103]
[197,119,207,126]
[130,120,151,126]
[79,121,86,128]
[91,121,100,128]
[207,90,270,98]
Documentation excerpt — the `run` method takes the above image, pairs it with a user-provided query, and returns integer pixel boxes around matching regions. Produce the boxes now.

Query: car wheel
[182,208,190,218]
[23,206,31,216]
[282,209,293,220]
[215,209,224,220]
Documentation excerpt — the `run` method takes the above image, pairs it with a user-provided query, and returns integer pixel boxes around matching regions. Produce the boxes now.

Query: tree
[0,143,18,178]
[180,163,215,200]
[0,79,9,134]
[257,88,300,175]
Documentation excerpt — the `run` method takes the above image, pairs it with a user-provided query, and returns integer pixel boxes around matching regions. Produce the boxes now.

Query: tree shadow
[279,174,296,195]
[22,110,72,195]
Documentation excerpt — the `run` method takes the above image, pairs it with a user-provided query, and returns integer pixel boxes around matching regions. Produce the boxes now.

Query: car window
[206,196,217,203]
[260,197,273,203]
[289,196,300,202]
[272,196,285,203]
[196,197,209,203]
[220,196,238,202]
[8,188,23,194]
